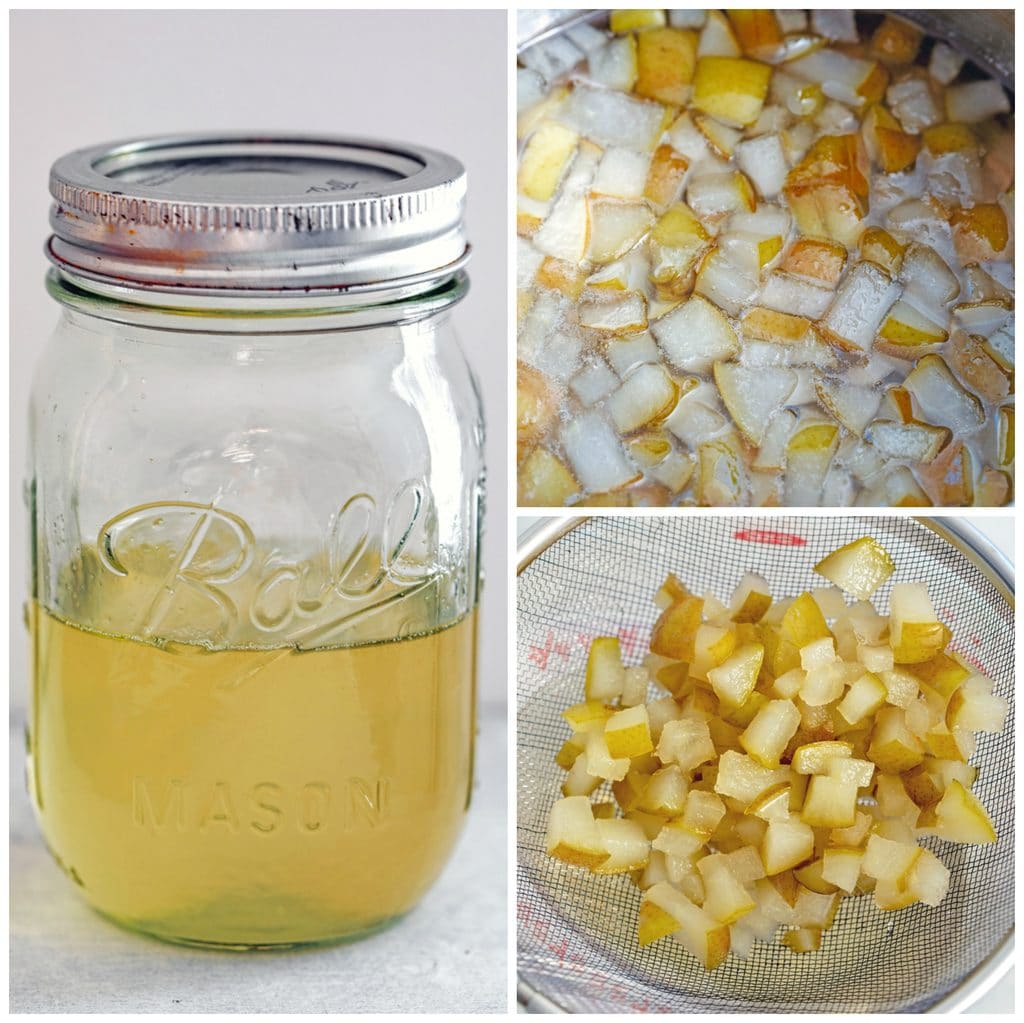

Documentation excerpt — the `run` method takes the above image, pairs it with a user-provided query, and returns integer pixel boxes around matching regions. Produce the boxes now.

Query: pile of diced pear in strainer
[545,536,1007,968]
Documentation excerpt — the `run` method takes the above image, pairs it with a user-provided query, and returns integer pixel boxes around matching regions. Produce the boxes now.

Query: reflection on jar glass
[27,134,484,949]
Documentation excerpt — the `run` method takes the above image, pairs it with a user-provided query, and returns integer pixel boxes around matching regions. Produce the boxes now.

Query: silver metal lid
[47,133,469,298]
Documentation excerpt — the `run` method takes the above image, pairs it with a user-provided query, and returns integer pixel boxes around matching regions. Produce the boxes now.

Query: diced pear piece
[561,410,641,493]
[801,775,858,827]
[642,765,690,816]
[555,736,585,770]
[518,446,578,506]
[519,120,580,202]
[731,573,772,624]
[870,15,921,64]
[715,750,789,806]
[584,729,631,782]
[604,705,654,759]
[836,672,888,725]
[562,700,614,734]
[889,582,950,665]
[609,9,665,32]
[780,239,846,285]
[635,27,698,105]
[692,56,772,128]
[862,103,920,173]
[859,227,906,277]
[877,300,948,348]
[557,83,668,151]
[648,202,711,284]
[592,817,652,875]
[561,752,602,797]
[644,144,689,206]
[866,420,950,465]
[785,423,839,506]
[862,834,922,884]
[642,883,732,969]
[707,644,764,709]
[734,132,789,199]
[781,591,832,650]
[687,170,757,218]
[546,796,611,868]
[906,848,950,906]
[781,927,822,954]
[951,203,1010,263]
[945,79,1011,124]
[588,34,639,92]
[592,146,651,201]
[821,848,864,893]
[656,716,716,772]
[762,818,814,875]
[814,536,895,600]
[587,199,656,265]
[946,675,1008,734]
[695,249,760,316]
[697,856,757,923]
[792,741,853,775]
[747,783,792,822]
[868,706,924,772]
[698,9,741,58]
[653,294,740,374]
[680,790,728,839]
[819,261,901,353]
[740,699,801,768]
[814,377,881,438]
[607,363,679,433]
[585,636,625,701]
[650,594,703,661]
[713,362,797,446]
[741,307,814,345]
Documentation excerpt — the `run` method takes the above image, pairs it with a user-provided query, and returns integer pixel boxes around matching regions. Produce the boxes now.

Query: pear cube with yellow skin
[800,775,859,828]
[740,700,801,769]
[555,736,585,770]
[830,810,873,848]
[731,573,772,623]
[641,883,732,969]
[604,704,655,759]
[946,675,1008,734]
[792,741,853,775]
[691,623,738,678]
[878,300,949,348]
[862,834,922,885]
[747,783,792,822]
[562,752,602,797]
[933,779,997,844]
[869,706,925,773]
[707,643,764,708]
[697,856,757,923]
[821,848,864,893]
[519,120,580,201]
[586,636,625,701]
[635,27,698,105]
[592,817,652,875]
[782,927,821,953]
[692,56,772,128]
[650,594,704,661]
[715,750,789,805]
[563,699,614,734]
[546,796,611,869]
[836,671,888,725]
[814,536,895,601]
[762,818,815,875]
[585,729,631,782]
[781,592,832,650]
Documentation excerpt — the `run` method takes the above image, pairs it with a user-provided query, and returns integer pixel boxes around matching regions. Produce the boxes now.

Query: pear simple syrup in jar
[26,134,484,949]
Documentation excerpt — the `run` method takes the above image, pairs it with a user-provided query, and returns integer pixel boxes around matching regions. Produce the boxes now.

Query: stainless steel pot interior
[517,515,1014,1013]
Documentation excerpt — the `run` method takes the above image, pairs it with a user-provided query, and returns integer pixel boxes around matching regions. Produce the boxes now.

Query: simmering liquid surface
[28,550,476,948]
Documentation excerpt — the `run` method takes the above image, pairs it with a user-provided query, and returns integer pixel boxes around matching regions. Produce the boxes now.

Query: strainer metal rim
[516,515,1014,1014]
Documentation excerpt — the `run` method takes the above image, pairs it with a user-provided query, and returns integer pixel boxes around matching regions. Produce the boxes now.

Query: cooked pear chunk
[546,796,611,868]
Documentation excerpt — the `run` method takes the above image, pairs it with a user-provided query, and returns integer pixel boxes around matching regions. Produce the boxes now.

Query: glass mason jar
[26,135,484,949]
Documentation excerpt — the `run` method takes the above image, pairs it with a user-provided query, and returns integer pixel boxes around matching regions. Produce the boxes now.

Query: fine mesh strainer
[517,516,1014,1013]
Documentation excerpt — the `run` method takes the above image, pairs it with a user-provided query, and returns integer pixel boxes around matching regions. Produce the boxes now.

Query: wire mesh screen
[517,516,1014,1014]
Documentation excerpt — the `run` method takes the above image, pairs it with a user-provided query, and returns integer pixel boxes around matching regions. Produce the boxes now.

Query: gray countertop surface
[10,701,508,1014]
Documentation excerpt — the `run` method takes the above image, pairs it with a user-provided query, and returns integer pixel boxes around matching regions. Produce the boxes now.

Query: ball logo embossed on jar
[97,478,441,651]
